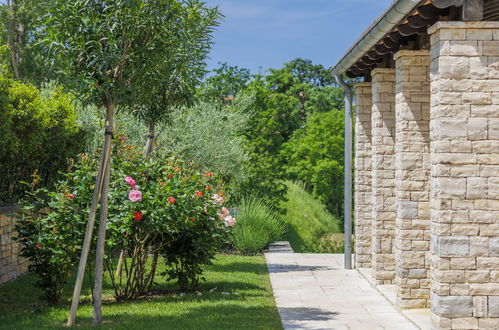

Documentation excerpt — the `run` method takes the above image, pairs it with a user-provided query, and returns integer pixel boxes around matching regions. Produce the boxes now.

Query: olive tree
[137,3,219,156]
[43,0,220,325]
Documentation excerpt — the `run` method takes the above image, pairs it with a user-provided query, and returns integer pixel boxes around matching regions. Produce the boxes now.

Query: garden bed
[0,254,282,329]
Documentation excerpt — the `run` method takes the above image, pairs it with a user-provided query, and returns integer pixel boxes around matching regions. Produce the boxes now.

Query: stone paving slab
[265,253,419,330]
[358,268,431,330]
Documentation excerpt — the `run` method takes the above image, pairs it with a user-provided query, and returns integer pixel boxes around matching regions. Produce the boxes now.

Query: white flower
[211,193,224,206]
[224,216,236,227]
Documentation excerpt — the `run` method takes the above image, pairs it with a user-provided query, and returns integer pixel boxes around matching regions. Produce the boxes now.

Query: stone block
[396,201,418,219]
[473,296,488,317]
[451,317,478,329]
[437,236,470,257]
[489,296,499,317]
[467,177,488,200]
[490,237,499,257]
[470,283,499,295]
[431,293,473,317]
[467,118,488,140]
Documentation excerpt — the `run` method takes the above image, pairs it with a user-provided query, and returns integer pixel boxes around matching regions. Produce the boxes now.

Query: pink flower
[69,193,75,200]
[129,189,142,203]
[125,176,136,187]
[224,216,236,227]
[219,207,230,220]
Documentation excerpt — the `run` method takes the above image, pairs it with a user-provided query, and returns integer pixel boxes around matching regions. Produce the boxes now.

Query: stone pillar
[353,82,372,269]
[371,68,396,284]
[394,50,432,309]
[428,22,499,329]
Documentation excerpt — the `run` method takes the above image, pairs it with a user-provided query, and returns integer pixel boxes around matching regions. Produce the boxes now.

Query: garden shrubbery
[0,75,84,204]
[231,197,287,254]
[15,138,232,304]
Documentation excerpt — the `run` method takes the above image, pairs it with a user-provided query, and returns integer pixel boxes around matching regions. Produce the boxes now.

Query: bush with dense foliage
[0,75,84,204]
[15,139,231,304]
[231,197,287,254]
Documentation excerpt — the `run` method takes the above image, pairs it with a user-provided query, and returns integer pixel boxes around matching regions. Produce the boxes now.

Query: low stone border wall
[0,206,30,284]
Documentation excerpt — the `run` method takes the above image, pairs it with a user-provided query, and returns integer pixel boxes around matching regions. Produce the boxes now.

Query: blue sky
[204,0,393,73]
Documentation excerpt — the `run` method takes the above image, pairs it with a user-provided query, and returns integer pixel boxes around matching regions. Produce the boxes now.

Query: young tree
[43,0,219,325]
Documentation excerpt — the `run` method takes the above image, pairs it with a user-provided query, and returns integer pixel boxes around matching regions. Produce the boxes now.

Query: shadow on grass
[206,261,269,275]
[73,304,282,330]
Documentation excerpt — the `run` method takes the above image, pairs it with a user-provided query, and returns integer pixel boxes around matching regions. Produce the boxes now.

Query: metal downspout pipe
[335,74,353,270]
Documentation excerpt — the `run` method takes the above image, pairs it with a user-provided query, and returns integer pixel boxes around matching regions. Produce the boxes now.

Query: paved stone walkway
[265,253,419,330]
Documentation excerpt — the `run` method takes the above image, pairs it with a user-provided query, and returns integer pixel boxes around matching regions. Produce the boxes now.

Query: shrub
[231,197,287,254]
[0,75,84,204]
[14,155,98,305]
[15,138,230,303]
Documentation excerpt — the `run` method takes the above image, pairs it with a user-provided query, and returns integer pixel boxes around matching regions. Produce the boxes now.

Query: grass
[0,254,282,330]
[281,181,342,253]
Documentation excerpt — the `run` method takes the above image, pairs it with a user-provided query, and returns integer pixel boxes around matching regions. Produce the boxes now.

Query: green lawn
[281,181,342,252]
[0,254,282,330]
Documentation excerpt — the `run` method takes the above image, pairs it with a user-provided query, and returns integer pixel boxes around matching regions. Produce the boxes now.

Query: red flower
[168,196,176,204]
[195,191,203,197]
[191,218,196,222]
[167,174,174,179]
[35,243,41,249]
[205,172,213,177]
[205,186,211,191]
[68,193,75,200]
[133,211,143,222]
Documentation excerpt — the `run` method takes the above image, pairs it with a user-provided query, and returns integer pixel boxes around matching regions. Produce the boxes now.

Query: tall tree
[199,62,252,101]
[43,0,219,325]
[0,0,52,83]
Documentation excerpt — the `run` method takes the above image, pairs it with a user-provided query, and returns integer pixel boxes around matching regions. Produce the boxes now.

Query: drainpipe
[335,74,353,270]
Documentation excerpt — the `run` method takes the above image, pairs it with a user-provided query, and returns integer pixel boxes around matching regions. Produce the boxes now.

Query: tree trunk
[66,105,114,326]
[6,0,23,80]
[144,121,155,157]
[92,102,115,325]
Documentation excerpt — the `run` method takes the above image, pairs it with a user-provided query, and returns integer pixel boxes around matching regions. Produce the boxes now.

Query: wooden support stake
[67,130,110,327]
[92,103,115,325]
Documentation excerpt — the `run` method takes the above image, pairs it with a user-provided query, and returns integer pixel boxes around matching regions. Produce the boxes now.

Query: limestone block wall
[0,207,29,284]
[428,21,499,329]
[394,50,432,309]
[353,82,373,269]
[371,68,396,284]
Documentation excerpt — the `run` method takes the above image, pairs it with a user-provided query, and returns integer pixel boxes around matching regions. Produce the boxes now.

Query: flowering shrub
[15,136,232,303]
[15,155,99,305]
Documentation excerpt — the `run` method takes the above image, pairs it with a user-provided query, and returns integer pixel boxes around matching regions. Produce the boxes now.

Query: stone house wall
[352,20,499,330]
[393,50,432,309]
[353,82,373,269]
[371,68,397,284]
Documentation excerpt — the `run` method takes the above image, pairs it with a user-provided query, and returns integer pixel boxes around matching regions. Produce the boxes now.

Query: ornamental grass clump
[15,138,230,304]
[232,197,287,254]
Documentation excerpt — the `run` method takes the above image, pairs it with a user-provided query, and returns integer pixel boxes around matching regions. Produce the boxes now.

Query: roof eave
[331,0,425,76]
